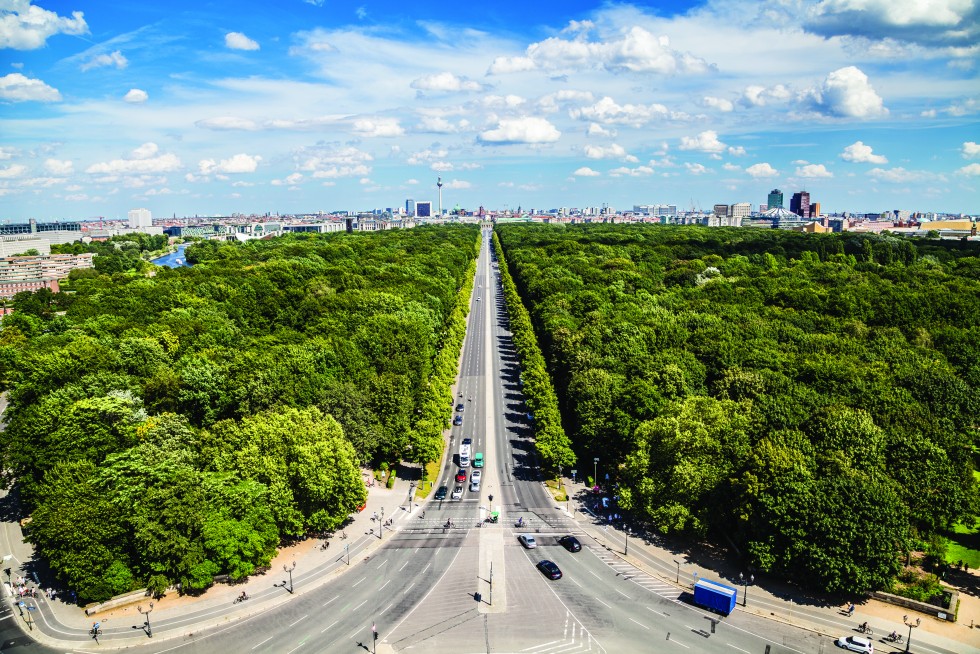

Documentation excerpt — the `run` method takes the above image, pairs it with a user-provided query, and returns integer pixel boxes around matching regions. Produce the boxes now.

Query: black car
[537,560,562,580]
[462,437,472,446]
[558,535,582,552]
[456,403,465,412]
[434,485,448,500]
[453,415,463,425]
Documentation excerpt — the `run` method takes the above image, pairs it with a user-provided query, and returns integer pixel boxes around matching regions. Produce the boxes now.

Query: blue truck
[693,579,737,615]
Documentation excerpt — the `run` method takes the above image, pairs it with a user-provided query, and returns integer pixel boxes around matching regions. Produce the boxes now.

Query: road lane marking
[284,639,308,654]
[352,599,368,612]
[403,582,415,595]
[669,637,690,648]
[323,596,338,607]
[594,597,612,608]
[375,558,388,568]
[629,617,650,630]
[398,560,410,572]
[420,563,430,575]
[727,645,750,653]
[251,636,273,650]
[589,570,602,579]
[380,603,392,615]
[351,577,365,587]
[320,620,337,633]
[615,589,631,598]
[646,606,668,617]
[378,580,391,592]
[288,615,307,627]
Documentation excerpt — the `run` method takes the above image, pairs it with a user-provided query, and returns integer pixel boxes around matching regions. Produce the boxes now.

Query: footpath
[558,477,980,653]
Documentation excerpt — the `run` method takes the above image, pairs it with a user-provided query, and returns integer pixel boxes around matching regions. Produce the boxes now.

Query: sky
[0,0,978,220]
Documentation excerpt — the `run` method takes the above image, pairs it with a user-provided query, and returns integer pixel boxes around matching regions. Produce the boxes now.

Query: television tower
[437,176,443,218]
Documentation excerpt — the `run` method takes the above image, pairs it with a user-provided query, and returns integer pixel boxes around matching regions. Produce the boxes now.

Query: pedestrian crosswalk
[590,549,682,601]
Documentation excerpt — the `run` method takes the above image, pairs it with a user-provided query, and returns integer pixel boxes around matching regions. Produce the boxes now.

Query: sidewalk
[560,477,980,653]
[3,476,423,649]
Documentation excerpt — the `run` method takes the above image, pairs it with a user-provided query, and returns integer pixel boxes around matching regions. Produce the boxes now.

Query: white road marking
[398,560,410,572]
[351,577,365,587]
[629,617,650,630]
[615,589,631,598]
[288,615,307,627]
[594,597,612,609]
[250,636,273,650]
[320,620,338,634]
[378,580,391,592]
[727,645,750,653]
[352,599,368,612]
[284,639,308,654]
[322,595,338,607]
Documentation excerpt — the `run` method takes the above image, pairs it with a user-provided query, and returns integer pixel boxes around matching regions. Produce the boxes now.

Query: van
[473,452,484,468]
[460,443,471,467]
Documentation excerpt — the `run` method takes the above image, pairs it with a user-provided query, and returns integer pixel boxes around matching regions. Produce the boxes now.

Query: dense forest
[496,223,980,594]
[0,226,479,602]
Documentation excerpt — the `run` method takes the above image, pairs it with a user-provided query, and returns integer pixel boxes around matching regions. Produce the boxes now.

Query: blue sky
[1,0,978,220]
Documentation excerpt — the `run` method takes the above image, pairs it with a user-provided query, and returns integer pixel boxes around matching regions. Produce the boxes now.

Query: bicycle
[857,623,873,635]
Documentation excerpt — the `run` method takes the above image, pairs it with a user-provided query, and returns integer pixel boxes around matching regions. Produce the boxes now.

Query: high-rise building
[767,189,783,209]
[730,202,752,219]
[128,208,152,229]
[809,202,821,219]
[406,199,416,216]
[415,201,432,218]
[713,204,729,218]
[790,192,810,218]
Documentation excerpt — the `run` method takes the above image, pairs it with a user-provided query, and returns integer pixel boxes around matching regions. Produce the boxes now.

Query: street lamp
[379,506,385,539]
[674,559,681,584]
[593,457,599,488]
[137,602,154,638]
[283,561,296,594]
[406,482,416,512]
[903,614,920,653]
[739,572,754,607]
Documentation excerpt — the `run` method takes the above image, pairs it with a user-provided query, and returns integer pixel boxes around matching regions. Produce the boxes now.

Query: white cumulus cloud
[225,32,259,51]
[685,162,710,175]
[702,96,734,112]
[795,163,834,178]
[741,84,791,107]
[81,50,127,71]
[44,158,73,175]
[123,88,148,104]
[801,66,888,118]
[962,141,980,158]
[679,130,727,153]
[570,96,669,127]
[584,143,632,160]
[445,179,471,189]
[353,118,404,137]
[746,162,779,178]
[0,73,60,102]
[0,1,88,50]
[478,117,561,144]
[573,167,601,177]
[840,141,888,163]
[196,116,259,131]
[957,163,980,176]
[198,153,261,175]
[410,72,481,93]
[0,164,27,179]
[86,144,181,175]
[806,0,979,47]
[487,56,535,75]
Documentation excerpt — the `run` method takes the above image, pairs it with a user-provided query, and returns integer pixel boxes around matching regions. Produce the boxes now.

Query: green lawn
[945,521,980,569]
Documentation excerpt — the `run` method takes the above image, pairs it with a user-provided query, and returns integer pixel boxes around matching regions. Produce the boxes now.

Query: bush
[386,468,397,489]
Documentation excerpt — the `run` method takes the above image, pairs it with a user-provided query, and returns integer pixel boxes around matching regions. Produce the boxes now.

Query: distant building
[0,252,94,299]
[790,191,810,218]
[767,189,784,209]
[415,201,432,218]
[128,208,152,229]
[809,202,821,219]
[730,203,752,219]
[713,204,729,218]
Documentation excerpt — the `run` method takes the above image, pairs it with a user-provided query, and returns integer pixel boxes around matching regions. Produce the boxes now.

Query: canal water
[152,244,192,268]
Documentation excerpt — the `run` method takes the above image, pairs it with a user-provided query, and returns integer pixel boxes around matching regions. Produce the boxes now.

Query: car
[434,485,448,500]
[473,452,484,467]
[453,415,463,426]
[537,560,562,580]
[517,533,536,549]
[456,403,465,412]
[462,437,472,446]
[455,469,467,483]
[476,297,481,301]
[558,535,581,552]
[470,479,481,492]
[451,485,463,500]
[835,636,873,653]
[470,469,482,484]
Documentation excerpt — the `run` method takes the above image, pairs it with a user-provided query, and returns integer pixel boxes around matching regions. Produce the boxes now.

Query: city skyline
[1,0,978,220]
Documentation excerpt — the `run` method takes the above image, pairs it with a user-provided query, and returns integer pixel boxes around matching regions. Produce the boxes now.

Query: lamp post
[673,559,681,584]
[283,561,296,594]
[903,614,920,653]
[345,543,350,566]
[137,602,154,637]
[379,506,385,539]
[739,572,754,607]
[593,457,599,487]
[406,482,416,512]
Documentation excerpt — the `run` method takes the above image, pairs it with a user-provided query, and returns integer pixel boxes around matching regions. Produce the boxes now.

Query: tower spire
[437,176,443,218]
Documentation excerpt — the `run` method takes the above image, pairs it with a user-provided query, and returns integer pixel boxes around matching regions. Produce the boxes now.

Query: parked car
[835,636,873,653]
[451,485,463,500]
[434,485,448,500]
[518,533,536,549]
[558,535,581,552]
[537,560,562,580]
[455,469,467,483]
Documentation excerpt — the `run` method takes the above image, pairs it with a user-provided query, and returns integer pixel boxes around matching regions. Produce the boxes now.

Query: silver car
[517,533,536,549]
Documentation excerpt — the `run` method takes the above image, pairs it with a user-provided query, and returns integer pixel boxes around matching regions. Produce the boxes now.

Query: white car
[517,533,536,549]
[836,636,873,653]
[470,470,482,484]
[451,485,463,500]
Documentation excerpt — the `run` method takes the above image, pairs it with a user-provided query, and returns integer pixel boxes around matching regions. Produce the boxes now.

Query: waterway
[151,244,192,268]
